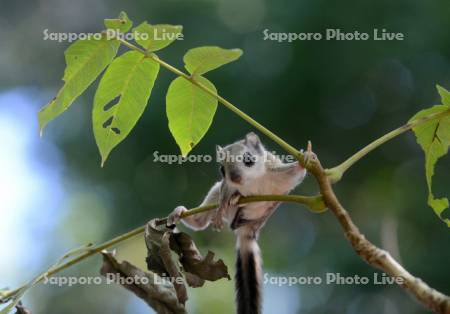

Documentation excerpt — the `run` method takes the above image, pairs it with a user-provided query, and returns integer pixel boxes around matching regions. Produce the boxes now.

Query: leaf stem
[325,108,450,183]
[0,194,324,303]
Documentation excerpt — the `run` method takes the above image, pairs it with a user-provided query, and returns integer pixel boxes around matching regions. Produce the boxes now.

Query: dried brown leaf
[145,218,230,291]
[170,232,231,282]
[100,251,186,314]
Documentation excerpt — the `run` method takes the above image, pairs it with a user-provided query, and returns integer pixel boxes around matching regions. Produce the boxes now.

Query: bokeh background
[1,0,449,313]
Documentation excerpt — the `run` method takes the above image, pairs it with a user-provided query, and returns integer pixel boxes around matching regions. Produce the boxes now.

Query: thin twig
[325,109,450,183]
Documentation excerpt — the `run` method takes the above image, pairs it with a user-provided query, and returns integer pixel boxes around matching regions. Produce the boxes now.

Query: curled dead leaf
[145,219,230,288]
[100,251,186,314]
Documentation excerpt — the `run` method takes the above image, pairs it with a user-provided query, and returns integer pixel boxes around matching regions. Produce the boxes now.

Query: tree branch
[307,150,450,314]
[0,194,324,304]
[106,38,450,313]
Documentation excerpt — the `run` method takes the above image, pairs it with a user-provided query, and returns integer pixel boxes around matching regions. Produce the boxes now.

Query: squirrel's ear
[245,132,261,148]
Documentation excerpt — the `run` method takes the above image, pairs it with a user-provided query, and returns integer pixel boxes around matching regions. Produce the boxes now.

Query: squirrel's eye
[243,152,255,167]
[219,165,225,177]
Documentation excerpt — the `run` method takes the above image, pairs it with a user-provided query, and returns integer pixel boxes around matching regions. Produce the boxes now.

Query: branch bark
[306,150,450,314]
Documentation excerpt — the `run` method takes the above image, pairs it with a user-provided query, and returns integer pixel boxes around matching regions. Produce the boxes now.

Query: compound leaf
[93,51,159,166]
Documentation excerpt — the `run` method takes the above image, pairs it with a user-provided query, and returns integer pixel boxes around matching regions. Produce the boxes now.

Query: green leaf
[183,46,243,76]
[133,22,183,52]
[166,76,218,156]
[104,11,133,33]
[437,84,450,106]
[410,97,450,227]
[93,51,160,166]
[38,38,120,133]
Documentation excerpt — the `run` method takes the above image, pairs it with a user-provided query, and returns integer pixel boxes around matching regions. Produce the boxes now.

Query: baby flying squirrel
[168,132,306,314]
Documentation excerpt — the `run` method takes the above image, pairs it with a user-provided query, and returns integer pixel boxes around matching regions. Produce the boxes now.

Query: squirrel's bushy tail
[235,226,262,314]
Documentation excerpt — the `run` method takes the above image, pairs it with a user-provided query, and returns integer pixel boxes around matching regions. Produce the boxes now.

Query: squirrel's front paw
[229,193,241,207]
[167,206,188,227]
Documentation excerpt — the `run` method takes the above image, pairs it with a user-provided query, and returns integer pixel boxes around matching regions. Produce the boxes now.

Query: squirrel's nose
[229,171,242,184]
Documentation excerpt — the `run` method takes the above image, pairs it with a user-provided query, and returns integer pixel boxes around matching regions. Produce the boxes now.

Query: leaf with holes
[104,11,133,33]
[133,22,183,52]
[93,51,159,166]
[410,85,450,227]
[37,11,133,133]
[166,76,218,156]
[183,46,243,76]
[38,37,120,133]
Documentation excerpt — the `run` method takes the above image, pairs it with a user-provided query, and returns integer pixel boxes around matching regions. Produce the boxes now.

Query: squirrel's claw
[229,193,241,207]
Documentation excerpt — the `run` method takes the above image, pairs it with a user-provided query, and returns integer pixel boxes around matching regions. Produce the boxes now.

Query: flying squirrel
[168,132,307,314]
